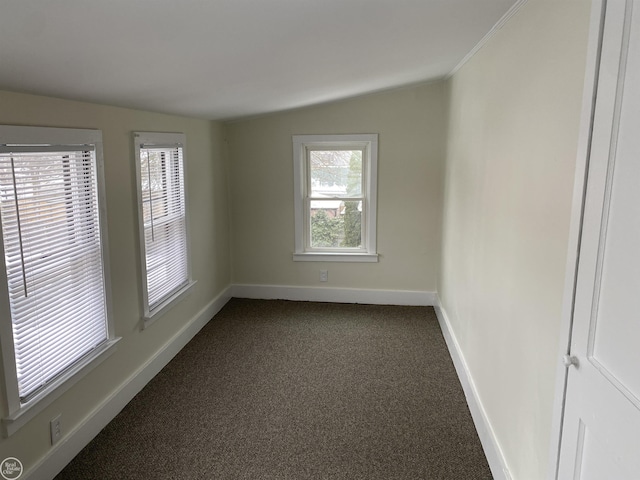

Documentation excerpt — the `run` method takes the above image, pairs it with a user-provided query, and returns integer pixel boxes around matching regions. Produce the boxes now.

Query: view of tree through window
[309,149,362,248]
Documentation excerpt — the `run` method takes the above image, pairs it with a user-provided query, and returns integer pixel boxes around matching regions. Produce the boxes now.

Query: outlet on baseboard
[319,270,328,282]
[50,414,62,445]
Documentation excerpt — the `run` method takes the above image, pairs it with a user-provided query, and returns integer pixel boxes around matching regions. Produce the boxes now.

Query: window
[292,134,378,262]
[0,126,118,434]
[134,132,193,321]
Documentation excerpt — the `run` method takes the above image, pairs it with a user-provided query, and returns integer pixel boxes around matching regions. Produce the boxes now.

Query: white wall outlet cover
[50,414,62,445]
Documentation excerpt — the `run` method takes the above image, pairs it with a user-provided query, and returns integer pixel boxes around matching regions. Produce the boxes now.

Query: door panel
[580,426,632,480]
[562,366,640,478]
[590,7,640,397]
[558,1,640,477]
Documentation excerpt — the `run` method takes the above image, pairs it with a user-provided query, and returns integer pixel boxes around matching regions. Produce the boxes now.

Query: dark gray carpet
[55,298,492,479]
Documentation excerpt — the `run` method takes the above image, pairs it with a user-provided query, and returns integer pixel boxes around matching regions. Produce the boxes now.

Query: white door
[557,1,640,478]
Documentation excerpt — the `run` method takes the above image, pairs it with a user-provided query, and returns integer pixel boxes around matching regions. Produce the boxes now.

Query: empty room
[1,0,637,479]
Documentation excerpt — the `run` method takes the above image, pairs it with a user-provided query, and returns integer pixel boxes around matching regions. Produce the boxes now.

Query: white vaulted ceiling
[0,0,518,120]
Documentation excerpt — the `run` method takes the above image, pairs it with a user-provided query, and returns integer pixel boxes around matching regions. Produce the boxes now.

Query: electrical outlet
[50,414,62,445]
[320,270,328,282]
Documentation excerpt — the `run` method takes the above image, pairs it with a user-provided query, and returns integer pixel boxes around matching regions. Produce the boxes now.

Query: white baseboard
[434,301,512,480]
[25,287,232,480]
[231,284,437,306]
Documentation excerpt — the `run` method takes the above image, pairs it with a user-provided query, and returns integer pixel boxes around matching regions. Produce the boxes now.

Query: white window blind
[135,133,190,317]
[0,145,108,401]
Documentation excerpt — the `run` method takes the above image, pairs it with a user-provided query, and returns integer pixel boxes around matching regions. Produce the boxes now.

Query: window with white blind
[0,125,118,433]
[134,132,193,321]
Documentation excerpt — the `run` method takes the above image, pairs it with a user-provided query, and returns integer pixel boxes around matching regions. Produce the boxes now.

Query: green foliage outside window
[311,209,344,247]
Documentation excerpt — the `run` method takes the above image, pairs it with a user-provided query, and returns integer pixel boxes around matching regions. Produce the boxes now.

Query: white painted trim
[292,253,379,263]
[133,131,192,321]
[0,126,117,430]
[231,284,436,306]
[23,287,232,480]
[292,134,378,257]
[143,280,197,329]
[447,0,528,78]
[0,125,103,145]
[547,1,607,479]
[434,300,512,480]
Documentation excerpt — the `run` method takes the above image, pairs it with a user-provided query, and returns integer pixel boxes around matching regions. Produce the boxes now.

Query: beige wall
[225,83,446,292]
[439,1,591,478]
[0,91,231,471]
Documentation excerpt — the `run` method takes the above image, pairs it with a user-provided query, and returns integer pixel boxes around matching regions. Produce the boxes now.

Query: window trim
[292,134,379,262]
[0,125,119,436]
[133,132,195,325]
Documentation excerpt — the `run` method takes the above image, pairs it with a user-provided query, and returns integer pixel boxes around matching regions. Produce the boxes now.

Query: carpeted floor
[55,298,492,479]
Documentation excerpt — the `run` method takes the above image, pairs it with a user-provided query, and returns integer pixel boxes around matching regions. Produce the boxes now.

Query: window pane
[310,150,362,197]
[310,199,362,248]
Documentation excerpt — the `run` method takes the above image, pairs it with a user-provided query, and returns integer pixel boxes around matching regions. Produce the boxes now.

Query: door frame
[547,0,633,478]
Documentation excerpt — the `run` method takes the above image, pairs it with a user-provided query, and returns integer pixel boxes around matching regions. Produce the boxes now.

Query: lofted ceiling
[0,0,517,120]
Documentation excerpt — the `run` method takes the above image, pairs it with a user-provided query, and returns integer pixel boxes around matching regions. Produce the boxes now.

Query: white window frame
[293,134,379,262]
[0,125,119,437]
[133,132,194,325]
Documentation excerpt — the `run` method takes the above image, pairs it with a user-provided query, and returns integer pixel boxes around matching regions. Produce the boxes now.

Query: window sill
[292,252,379,263]
[2,337,121,437]
[143,280,197,328]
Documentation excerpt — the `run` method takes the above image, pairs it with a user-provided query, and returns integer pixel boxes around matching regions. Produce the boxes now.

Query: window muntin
[0,126,113,411]
[134,132,192,319]
[293,134,378,262]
